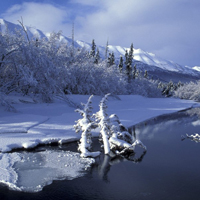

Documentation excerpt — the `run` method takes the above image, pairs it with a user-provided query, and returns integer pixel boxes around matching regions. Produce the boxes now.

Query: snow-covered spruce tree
[118,55,123,73]
[125,43,134,82]
[105,40,109,60]
[90,39,96,57]
[94,48,100,64]
[161,80,178,97]
[144,70,148,79]
[94,94,111,154]
[132,64,137,79]
[128,43,134,66]
[126,64,132,82]
[107,52,115,67]
[74,95,100,157]
[124,50,128,66]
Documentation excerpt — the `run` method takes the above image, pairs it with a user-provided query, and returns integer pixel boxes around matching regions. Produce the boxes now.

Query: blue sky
[0,0,200,67]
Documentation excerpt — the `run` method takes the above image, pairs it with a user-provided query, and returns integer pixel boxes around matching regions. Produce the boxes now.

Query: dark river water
[1,108,200,200]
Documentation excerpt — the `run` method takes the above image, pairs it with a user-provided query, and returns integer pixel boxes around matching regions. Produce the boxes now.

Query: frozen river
[1,108,200,199]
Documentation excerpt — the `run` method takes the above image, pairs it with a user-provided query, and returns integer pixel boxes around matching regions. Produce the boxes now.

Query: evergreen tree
[107,52,115,67]
[90,39,96,57]
[135,69,141,78]
[105,40,109,60]
[111,52,115,66]
[126,64,132,81]
[144,70,148,79]
[118,55,123,73]
[94,48,100,64]
[133,64,137,79]
[125,43,134,81]
[124,50,128,66]
[128,43,134,66]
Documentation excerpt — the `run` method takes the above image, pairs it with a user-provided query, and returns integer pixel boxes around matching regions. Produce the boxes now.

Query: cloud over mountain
[1,0,200,67]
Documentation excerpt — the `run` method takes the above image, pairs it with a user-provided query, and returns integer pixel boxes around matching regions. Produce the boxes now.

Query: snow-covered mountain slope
[0,18,199,79]
[193,66,200,72]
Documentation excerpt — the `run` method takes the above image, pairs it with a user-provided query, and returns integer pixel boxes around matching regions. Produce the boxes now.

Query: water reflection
[129,107,200,141]
[95,147,147,182]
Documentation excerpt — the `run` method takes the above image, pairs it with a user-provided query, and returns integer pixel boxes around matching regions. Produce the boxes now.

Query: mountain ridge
[0,18,199,82]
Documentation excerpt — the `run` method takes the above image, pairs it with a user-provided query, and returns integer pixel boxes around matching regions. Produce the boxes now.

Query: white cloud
[69,0,102,6]
[73,0,200,66]
[1,0,200,66]
[2,2,72,35]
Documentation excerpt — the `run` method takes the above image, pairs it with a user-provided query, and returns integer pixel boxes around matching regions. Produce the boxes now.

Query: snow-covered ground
[0,94,199,192]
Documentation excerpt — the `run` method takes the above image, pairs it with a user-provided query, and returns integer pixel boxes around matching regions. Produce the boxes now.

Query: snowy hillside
[193,66,200,72]
[0,18,199,78]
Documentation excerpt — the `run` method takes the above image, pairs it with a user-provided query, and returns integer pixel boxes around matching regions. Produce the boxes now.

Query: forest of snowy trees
[0,23,164,104]
[0,21,199,105]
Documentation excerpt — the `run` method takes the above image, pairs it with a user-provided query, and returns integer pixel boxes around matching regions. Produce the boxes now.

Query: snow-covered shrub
[0,93,16,112]
[174,81,200,101]
[127,78,162,97]
[64,59,127,95]
[0,28,66,102]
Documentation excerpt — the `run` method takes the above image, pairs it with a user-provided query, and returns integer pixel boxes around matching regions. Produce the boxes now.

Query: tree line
[0,21,180,106]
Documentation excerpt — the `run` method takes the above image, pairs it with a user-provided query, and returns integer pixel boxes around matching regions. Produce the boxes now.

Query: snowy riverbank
[0,94,199,192]
[0,94,198,152]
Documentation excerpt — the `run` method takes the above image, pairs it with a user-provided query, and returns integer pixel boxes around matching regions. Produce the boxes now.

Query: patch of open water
[1,108,200,200]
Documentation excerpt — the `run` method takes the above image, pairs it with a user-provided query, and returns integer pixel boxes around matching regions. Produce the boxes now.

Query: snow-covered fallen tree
[94,94,111,154]
[74,94,147,158]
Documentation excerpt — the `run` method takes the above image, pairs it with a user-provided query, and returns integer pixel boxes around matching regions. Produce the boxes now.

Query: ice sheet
[0,151,94,192]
